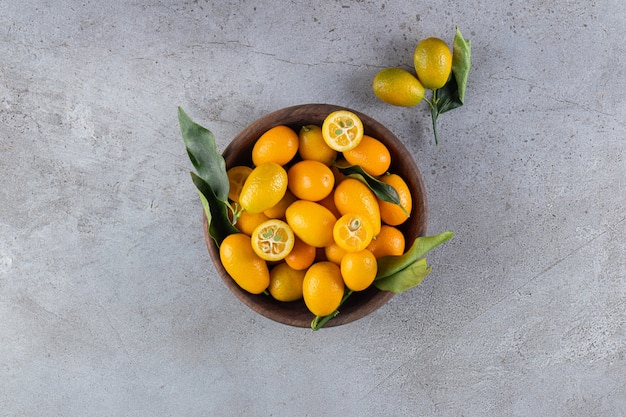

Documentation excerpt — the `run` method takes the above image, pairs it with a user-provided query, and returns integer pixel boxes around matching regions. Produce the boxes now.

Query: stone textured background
[1,1,624,416]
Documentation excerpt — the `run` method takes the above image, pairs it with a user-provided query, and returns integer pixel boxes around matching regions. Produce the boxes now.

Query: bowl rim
[203,103,428,328]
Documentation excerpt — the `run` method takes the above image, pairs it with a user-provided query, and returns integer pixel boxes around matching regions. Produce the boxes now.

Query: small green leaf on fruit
[374,257,431,293]
[190,172,239,246]
[374,231,453,293]
[179,107,230,201]
[435,28,471,115]
[335,164,401,205]
[452,27,471,104]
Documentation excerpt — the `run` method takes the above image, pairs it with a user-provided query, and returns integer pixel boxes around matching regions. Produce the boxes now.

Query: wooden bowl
[204,103,428,328]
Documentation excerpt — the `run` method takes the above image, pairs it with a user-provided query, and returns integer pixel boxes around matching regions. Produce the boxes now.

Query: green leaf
[335,164,401,206]
[191,172,238,246]
[435,75,463,114]
[375,230,453,282]
[374,230,454,293]
[374,257,432,293]
[452,27,471,104]
[179,107,239,245]
[435,28,471,114]
[178,107,230,201]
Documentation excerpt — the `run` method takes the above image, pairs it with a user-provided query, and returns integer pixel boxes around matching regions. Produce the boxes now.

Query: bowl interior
[204,103,428,328]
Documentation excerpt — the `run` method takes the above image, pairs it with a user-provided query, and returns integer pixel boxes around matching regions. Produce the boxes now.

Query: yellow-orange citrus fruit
[333,212,374,252]
[340,249,377,291]
[366,224,406,258]
[284,236,316,271]
[219,233,269,294]
[334,178,381,236]
[378,173,412,226]
[302,261,344,316]
[343,135,391,176]
[324,241,348,265]
[227,166,253,202]
[263,190,297,219]
[239,162,287,214]
[285,200,337,247]
[317,193,342,220]
[373,67,425,107]
[234,210,270,236]
[287,160,335,201]
[321,110,364,152]
[298,125,337,166]
[268,262,305,302]
[252,125,299,166]
[413,37,453,90]
[250,219,295,261]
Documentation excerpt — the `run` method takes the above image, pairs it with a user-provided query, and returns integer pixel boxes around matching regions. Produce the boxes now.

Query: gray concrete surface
[1,1,625,416]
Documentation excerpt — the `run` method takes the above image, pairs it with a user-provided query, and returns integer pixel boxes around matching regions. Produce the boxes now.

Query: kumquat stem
[311,290,354,330]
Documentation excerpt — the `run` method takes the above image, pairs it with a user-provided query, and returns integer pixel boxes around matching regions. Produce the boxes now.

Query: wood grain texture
[204,104,428,328]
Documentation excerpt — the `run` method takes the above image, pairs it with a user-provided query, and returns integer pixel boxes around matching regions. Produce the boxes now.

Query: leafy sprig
[424,27,472,145]
[373,27,471,145]
[179,107,238,246]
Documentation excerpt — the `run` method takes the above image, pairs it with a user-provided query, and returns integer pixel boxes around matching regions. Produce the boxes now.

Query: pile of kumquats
[222,110,411,315]
[179,106,453,329]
